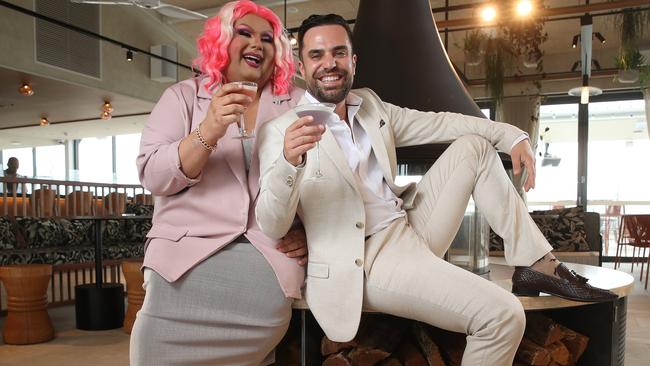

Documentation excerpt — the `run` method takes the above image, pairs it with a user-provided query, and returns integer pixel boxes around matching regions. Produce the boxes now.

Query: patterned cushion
[59,219,94,246]
[124,219,152,244]
[490,207,591,252]
[0,216,17,249]
[125,203,154,216]
[15,217,67,248]
[103,219,127,244]
[0,247,95,265]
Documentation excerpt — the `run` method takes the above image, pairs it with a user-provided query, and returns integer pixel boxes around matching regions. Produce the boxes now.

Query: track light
[571,34,580,49]
[40,116,49,126]
[126,49,134,62]
[289,33,297,47]
[594,32,606,44]
[19,83,34,96]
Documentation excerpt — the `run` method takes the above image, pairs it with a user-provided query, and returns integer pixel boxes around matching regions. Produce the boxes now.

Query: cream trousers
[363,135,552,366]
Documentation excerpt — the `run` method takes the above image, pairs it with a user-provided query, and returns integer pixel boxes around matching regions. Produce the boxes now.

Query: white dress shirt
[305,92,406,236]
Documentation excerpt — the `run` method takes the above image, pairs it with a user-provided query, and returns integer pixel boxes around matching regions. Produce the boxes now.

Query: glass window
[115,133,141,184]
[2,147,34,178]
[586,99,649,203]
[35,145,66,180]
[526,103,579,207]
[78,137,113,183]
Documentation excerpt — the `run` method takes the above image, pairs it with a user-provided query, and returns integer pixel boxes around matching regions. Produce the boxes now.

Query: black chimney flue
[352,0,483,118]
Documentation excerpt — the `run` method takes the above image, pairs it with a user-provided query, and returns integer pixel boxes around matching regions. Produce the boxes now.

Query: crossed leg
[407,134,551,266]
[362,135,556,365]
[364,219,526,366]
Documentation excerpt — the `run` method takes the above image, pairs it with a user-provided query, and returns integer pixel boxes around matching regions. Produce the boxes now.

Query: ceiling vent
[35,0,100,78]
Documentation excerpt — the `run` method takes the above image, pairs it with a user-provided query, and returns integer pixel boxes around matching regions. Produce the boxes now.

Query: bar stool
[0,264,55,344]
[122,260,145,334]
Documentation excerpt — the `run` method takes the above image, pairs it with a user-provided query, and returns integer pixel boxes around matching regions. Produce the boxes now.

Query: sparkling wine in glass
[294,102,336,179]
[232,81,258,139]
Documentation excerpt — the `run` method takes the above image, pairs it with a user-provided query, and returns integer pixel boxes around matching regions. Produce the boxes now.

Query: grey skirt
[129,241,292,366]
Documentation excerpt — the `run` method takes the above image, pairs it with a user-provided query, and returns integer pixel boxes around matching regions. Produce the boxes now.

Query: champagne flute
[231,81,258,139]
[294,102,336,179]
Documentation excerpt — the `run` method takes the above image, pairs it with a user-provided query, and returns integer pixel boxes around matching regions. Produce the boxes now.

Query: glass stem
[316,142,322,176]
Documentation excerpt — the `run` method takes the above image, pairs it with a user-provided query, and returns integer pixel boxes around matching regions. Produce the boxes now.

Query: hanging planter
[617,69,640,84]
[465,51,482,66]
[463,30,486,67]
[613,10,650,86]
[523,52,542,69]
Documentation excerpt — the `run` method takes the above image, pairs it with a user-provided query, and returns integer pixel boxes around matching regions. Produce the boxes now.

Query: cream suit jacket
[256,88,525,341]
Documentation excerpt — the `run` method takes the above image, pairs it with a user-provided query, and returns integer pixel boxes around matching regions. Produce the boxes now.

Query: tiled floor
[1,262,648,366]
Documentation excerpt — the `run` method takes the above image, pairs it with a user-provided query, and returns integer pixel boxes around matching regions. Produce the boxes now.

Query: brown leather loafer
[511,264,618,302]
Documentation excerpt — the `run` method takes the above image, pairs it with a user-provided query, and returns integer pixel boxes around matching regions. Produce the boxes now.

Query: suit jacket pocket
[307,262,329,279]
[146,224,188,242]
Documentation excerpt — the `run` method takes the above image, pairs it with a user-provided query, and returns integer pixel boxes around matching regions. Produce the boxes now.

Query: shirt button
[355,259,364,267]
[286,176,294,187]
[355,222,364,229]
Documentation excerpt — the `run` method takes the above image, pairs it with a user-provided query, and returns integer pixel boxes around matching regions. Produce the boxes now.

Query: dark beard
[307,71,353,104]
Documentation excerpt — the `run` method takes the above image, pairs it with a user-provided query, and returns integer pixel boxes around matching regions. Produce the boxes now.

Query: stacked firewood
[319,314,589,366]
[514,314,589,366]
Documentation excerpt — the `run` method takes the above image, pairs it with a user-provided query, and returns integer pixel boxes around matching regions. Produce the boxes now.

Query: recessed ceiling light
[480,5,497,22]
[10,141,21,146]
[516,0,533,17]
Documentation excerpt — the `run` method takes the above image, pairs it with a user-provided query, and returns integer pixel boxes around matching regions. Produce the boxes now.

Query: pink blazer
[137,76,305,298]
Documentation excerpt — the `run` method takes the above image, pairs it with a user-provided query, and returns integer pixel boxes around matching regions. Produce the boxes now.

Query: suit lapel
[319,128,358,190]
[356,109,395,182]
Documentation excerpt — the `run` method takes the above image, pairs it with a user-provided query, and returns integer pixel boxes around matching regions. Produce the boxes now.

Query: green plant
[616,9,649,51]
[502,14,548,71]
[615,49,646,71]
[483,36,515,106]
[612,9,650,86]
[463,30,486,54]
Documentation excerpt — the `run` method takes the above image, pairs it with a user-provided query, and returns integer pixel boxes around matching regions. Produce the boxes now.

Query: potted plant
[463,30,486,66]
[615,50,644,83]
[613,10,649,84]
[502,16,547,71]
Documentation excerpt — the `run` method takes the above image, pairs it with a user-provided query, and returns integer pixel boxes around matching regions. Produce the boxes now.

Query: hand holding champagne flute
[232,81,258,139]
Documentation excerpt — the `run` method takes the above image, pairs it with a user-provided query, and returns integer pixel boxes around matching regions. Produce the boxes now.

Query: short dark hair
[297,14,354,60]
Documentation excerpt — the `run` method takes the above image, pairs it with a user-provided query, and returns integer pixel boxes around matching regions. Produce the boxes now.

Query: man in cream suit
[256,14,616,365]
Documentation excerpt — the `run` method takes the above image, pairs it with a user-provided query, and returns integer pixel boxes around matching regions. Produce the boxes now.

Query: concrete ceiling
[0,0,647,149]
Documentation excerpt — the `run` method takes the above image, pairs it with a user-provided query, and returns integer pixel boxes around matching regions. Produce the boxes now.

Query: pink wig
[194,0,294,95]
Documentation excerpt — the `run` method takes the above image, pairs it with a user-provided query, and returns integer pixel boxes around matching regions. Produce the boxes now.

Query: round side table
[0,264,55,345]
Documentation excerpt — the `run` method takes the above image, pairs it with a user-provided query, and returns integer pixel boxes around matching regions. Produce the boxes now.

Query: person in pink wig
[130,1,305,364]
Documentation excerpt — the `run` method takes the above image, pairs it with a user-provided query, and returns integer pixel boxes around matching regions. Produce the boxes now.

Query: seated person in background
[2,157,24,195]
[255,13,617,366]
